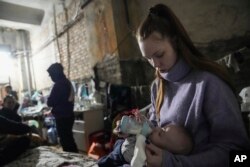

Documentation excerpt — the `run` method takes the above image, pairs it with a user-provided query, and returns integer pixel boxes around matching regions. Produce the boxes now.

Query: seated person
[98,114,193,167]
[0,115,32,166]
[4,85,18,101]
[0,95,21,122]
[1,95,42,135]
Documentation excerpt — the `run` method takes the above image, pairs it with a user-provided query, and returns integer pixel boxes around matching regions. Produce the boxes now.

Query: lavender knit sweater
[149,58,250,167]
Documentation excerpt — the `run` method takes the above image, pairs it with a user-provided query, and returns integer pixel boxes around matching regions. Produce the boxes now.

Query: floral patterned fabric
[5,146,97,167]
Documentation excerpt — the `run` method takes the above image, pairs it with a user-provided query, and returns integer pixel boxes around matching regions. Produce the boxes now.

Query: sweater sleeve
[161,76,250,167]
[0,116,31,135]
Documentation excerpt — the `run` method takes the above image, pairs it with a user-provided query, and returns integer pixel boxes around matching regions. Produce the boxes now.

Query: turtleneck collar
[159,58,191,82]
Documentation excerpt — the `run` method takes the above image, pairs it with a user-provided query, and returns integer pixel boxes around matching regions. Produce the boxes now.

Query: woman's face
[138,32,177,72]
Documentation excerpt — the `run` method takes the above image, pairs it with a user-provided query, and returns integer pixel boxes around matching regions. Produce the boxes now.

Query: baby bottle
[120,115,152,136]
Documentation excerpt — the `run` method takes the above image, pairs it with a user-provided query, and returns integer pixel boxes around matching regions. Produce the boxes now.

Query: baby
[113,115,193,165]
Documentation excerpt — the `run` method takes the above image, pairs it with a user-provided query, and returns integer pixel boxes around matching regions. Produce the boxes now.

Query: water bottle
[47,126,58,144]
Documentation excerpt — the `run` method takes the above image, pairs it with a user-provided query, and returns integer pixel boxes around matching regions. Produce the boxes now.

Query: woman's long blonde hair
[137,4,234,117]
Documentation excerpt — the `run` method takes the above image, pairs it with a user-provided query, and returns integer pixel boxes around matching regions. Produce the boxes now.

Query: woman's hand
[145,140,163,167]
[43,110,52,116]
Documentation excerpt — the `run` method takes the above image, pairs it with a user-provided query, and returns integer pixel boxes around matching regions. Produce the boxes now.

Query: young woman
[137,3,250,167]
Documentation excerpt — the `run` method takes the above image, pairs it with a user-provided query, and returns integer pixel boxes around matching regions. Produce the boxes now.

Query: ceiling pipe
[81,0,93,9]
[20,30,33,96]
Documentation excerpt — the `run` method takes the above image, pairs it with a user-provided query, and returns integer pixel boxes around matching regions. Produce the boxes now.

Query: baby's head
[149,124,193,154]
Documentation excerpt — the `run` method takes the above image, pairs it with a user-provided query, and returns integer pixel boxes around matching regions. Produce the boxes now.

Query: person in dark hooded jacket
[47,63,78,153]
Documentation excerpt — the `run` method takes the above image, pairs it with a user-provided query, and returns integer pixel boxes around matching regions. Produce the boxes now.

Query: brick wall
[29,0,250,107]
[31,0,121,91]
[54,12,92,81]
